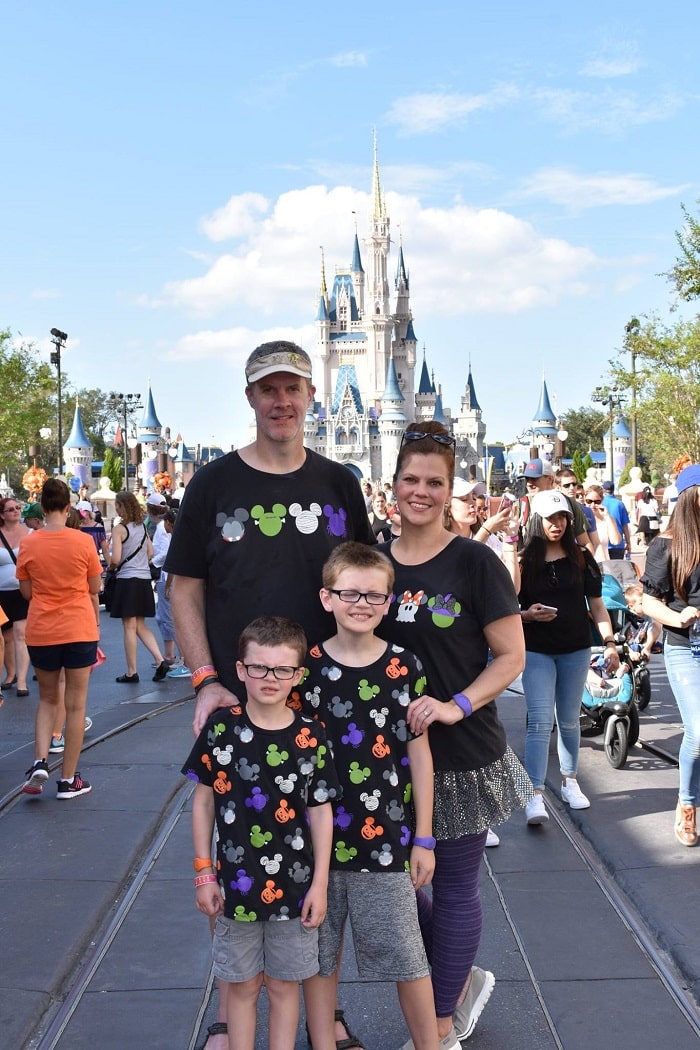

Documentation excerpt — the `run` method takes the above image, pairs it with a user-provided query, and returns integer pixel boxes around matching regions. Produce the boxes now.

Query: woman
[636,485,660,547]
[641,464,700,846]
[377,422,531,1047]
[109,491,168,683]
[583,482,620,564]
[0,495,32,694]
[16,479,102,798]
[519,489,620,826]
[367,491,391,541]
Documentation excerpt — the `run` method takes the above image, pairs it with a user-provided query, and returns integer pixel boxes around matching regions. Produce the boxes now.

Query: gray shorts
[318,870,429,981]
[212,915,319,983]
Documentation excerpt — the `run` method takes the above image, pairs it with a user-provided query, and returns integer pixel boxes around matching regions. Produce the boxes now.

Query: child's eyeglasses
[242,664,300,680]
[328,588,390,606]
[400,430,455,448]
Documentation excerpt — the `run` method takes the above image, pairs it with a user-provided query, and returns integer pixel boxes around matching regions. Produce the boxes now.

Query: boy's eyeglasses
[585,498,602,505]
[400,430,455,449]
[242,664,300,681]
[328,588,390,606]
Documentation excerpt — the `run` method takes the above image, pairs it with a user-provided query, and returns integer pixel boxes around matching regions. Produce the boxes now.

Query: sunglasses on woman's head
[400,430,455,448]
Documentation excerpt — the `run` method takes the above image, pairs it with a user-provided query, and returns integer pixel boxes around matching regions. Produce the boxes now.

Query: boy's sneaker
[84,716,93,733]
[49,735,65,753]
[56,771,92,799]
[399,1024,462,1050]
[525,794,549,825]
[22,759,49,795]
[453,966,496,1040]
[561,777,590,810]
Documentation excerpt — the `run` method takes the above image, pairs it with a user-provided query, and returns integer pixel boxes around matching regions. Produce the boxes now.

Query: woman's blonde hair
[115,491,146,525]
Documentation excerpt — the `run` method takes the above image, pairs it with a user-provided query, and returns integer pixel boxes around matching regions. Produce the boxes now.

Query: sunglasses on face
[560,482,577,489]
[585,498,602,505]
[400,430,455,449]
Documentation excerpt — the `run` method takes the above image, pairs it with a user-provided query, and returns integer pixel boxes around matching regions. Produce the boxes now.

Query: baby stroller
[581,647,639,768]
[580,574,648,768]
[598,571,652,711]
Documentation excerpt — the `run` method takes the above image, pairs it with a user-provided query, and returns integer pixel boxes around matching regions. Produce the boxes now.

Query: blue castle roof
[140,386,162,431]
[418,355,433,395]
[65,403,92,448]
[351,233,364,273]
[532,379,556,424]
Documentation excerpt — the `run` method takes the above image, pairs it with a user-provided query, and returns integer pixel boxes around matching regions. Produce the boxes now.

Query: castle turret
[63,402,93,487]
[138,385,163,492]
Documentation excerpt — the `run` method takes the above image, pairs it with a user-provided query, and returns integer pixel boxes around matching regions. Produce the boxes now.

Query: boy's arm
[300,801,333,929]
[407,731,435,889]
[192,782,224,917]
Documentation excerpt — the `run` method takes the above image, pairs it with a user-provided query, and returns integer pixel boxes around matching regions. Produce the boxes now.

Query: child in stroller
[581,644,638,768]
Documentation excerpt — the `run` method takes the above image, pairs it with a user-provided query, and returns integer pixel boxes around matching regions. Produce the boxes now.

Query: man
[602,480,632,560]
[519,458,593,552]
[556,467,599,556]
[166,340,374,1050]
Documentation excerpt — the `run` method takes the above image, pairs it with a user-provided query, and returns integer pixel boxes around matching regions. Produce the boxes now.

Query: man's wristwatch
[413,835,436,850]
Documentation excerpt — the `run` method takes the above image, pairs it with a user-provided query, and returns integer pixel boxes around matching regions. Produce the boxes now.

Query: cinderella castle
[302,143,487,484]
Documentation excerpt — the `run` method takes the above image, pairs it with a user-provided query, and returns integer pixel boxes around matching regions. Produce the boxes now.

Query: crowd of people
[3,337,696,1050]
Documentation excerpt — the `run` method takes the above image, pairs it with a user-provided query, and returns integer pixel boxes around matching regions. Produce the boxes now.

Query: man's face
[246,372,314,445]
[557,475,578,498]
[525,475,553,495]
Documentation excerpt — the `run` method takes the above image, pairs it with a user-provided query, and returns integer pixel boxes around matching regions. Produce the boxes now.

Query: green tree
[611,314,700,477]
[570,449,585,482]
[666,200,700,302]
[560,406,607,458]
[582,452,594,479]
[101,447,123,491]
[0,330,57,489]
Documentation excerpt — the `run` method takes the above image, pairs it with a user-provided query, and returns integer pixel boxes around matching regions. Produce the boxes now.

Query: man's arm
[170,574,240,734]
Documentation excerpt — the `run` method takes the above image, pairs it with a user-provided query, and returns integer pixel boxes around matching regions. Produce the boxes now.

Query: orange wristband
[193,857,214,872]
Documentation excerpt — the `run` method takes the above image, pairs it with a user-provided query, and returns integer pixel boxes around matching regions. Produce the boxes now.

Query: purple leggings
[415,830,487,1018]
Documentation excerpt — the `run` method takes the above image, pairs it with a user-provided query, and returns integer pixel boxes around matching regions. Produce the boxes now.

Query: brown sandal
[306,1009,365,1050]
[199,1021,227,1050]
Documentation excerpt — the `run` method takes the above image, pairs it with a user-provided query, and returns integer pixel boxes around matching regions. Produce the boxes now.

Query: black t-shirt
[519,549,601,654]
[182,709,341,921]
[301,642,425,872]
[376,536,520,773]
[641,535,700,648]
[165,449,375,695]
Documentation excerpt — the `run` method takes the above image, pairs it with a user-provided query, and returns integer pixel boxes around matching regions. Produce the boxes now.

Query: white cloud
[580,42,641,79]
[200,192,270,241]
[519,168,690,208]
[327,51,368,68]
[163,324,315,365]
[157,183,598,319]
[386,85,518,135]
[534,87,685,133]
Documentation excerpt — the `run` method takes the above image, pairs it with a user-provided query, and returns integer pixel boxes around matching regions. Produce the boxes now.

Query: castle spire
[372,128,386,222]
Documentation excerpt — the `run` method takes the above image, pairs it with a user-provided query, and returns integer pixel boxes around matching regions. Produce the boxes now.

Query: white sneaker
[399,1025,462,1050]
[453,966,495,1040]
[525,794,549,825]
[561,777,590,810]
[485,827,500,847]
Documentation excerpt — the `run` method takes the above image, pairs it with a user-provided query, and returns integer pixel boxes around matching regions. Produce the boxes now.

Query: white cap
[452,477,486,498]
[530,490,573,519]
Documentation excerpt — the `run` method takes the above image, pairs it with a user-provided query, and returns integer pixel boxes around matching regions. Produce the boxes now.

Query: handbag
[149,563,162,581]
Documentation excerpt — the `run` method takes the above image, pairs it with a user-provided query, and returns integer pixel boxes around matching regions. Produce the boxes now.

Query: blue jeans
[664,644,700,805]
[523,648,591,791]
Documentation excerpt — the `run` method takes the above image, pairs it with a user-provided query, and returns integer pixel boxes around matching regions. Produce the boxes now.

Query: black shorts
[28,641,98,672]
[0,589,29,626]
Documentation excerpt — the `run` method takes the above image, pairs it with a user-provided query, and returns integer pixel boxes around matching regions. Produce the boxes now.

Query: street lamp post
[49,328,67,474]
[592,387,624,487]
[107,393,143,492]
[625,317,640,468]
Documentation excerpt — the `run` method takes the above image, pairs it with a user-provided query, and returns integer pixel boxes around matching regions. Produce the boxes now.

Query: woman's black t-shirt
[519,549,601,655]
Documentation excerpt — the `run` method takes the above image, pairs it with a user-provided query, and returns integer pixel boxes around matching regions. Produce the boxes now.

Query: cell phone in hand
[498,495,513,513]
[539,604,558,613]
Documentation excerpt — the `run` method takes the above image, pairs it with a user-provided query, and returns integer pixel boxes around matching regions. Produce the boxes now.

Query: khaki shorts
[212,915,319,983]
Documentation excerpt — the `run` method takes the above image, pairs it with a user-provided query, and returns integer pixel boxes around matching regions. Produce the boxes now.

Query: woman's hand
[678,606,700,628]
[407,694,462,733]
[521,603,558,623]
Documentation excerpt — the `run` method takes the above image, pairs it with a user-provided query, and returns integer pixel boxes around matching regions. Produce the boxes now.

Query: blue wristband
[452,692,473,718]
[413,835,436,850]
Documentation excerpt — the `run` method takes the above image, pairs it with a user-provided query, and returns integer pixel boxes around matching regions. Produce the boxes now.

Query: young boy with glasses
[181,615,340,1050]
[302,543,456,1050]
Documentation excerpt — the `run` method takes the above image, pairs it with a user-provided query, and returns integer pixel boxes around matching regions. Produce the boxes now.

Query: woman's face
[394,452,452,528]
[450,493,477,527]
[373,494,387,514]
[541,512,570,542]
[1,501,22,524]
[585,491,604,515]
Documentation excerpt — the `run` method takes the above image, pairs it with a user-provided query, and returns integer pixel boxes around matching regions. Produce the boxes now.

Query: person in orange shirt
[16,479,102,799]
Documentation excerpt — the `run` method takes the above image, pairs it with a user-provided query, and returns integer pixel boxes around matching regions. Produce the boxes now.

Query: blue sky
[3,1,699,458]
